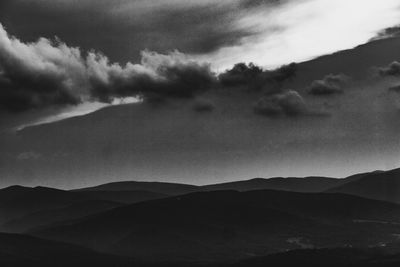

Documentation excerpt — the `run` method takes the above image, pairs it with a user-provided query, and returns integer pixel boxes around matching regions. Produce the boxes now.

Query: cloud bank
[0,24,215,112]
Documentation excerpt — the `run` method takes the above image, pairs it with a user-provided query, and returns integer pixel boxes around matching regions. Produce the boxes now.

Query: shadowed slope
[33,189,400,262]
[327,168,400,204]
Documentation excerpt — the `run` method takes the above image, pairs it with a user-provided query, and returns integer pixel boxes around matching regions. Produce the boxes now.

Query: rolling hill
[74,181,199,195]
[202,176,345,192]
[327,168,400,204]
[0,185,169,233]
[33,189,400,262]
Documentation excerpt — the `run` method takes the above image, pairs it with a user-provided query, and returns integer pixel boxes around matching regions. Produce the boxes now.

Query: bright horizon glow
[202,0,400,71]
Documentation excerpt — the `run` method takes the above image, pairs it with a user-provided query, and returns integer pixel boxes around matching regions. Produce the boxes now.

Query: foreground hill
[33,189,400,262]
[3,233,400,267]
[0,232,133,267]
[327,168,400,204]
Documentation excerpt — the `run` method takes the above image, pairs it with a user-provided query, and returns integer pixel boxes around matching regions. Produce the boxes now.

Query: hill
[327,168,400,204]
[33,189,400,262]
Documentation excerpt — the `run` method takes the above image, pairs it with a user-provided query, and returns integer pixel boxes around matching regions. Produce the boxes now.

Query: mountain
[0,185,168,233]
[76,190,168,204]
[74,174,361,195]
[33,189,400,262]
[202,176,344,192]
[0,186,89,225]
[74,181,199,195]
[327,168,400,204]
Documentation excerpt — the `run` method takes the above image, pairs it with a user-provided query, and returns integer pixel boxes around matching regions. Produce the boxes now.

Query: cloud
[218,62,263,87]
[308,74,349,96]
[0,26,87,112]
[89,50,216,102]
[378,61,400,76]
[218,62,297,91]
[371,25,400,41]
[0,24,216,112]
[253,90,309,116]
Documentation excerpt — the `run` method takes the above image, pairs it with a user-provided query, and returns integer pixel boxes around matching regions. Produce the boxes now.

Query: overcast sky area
[1,0,400,188]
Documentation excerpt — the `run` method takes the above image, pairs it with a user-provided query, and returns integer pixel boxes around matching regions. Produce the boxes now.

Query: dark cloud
[240,0,286,9]
[218,62,297,91]
[371,25,400,41]
[192,98,215,113]
[218,63,263,87]
[89,51,216,102]
[378,61,400,76]
[308,74,349,96]
[253,90,309,117]
[0,0,262,63]
[0,24,216,112]
[0,27,86,112]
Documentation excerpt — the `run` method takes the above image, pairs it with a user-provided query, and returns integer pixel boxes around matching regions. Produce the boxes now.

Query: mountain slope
[0,185,168,233]
[327,168,400,204]
[33,189,400,262]
[202,176,343,192]
[74,181,199,195]
[76,190,168,204]
[0,200,121,233]
[0,186,90,225]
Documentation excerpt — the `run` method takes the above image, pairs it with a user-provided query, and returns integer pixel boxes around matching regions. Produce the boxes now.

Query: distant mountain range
[1,167,400,234]
[327,168,400,204]
[1,167,400,264]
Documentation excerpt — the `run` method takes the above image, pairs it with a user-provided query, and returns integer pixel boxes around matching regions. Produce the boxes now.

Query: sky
[1,0,400,188]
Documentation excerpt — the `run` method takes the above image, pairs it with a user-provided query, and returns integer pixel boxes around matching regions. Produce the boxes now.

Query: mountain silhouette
[75,181,199,195]
[202,176,344,192]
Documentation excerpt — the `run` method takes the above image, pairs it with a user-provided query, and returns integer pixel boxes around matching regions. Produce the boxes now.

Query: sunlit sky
[203,0,400,70]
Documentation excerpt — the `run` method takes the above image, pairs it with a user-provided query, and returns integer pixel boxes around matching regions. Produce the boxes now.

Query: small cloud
[192,98,215,112]
[378,61,400,76]
[17,151,42,161]
[308,74,349,96]
[254,90,308,117]
[218,62,263,87]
